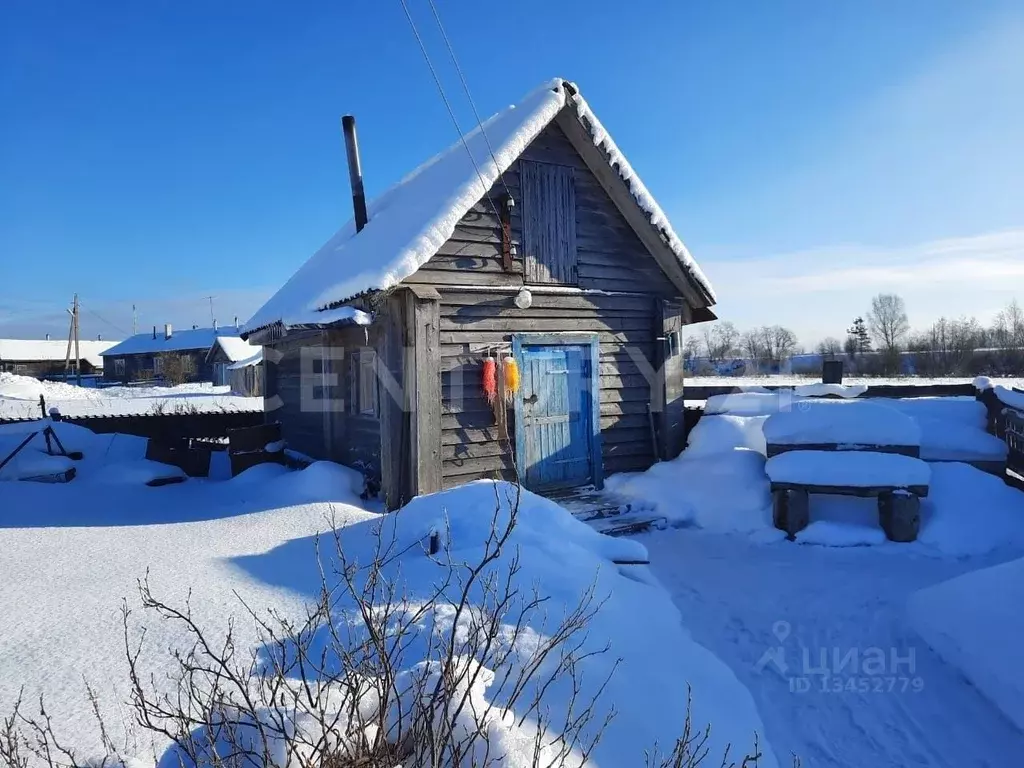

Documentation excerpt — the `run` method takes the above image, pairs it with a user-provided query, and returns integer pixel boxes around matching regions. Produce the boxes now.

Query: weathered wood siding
[262,327,382,482]
[407,120,686,489]
[405,122,677,296]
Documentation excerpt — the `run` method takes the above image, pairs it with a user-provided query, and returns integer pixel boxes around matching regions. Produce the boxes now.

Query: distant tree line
[686,321,802,374]
[684,294,1024,377]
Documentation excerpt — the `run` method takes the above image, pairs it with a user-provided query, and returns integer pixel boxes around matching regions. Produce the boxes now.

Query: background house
[101,324,256,385]
[245,79,716,509]
[227,349,264,397]
[0,338,117,379]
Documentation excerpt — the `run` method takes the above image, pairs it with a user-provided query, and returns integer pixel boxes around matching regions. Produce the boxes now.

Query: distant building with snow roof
[101,324,258,385]
[0,338,118,378]
[246,78,717,508]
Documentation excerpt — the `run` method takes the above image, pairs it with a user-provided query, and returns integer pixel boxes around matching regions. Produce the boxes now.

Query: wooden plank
[435,240,508,259]
[439,316,653,333]
[442,426,505,445]
[439,291,654,312]
[604,454,655,474]
[442,467,517,489]
[599,389,652,404]
[600,414,650,431]
[378,291,409,510]
[600,401,651,416]
[440,304,653,320]
[602,441,653,458]
[770,481,929,498]
[601,427,655,445]
[766,443,921,459]
[440,330,651,346]
[442,454,516,477]
[406,269,524,288]
[411,293,442,496]
[443,441,514,461]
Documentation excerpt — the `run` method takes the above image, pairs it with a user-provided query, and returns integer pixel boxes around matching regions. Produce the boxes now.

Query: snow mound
[607,415,773,533]
[683,413,768,457]
[993,385,1024,411]
[299,481,776,767]
[93,459,187,486]
[918,463,1024,556]
[763,400,921,447]
[908,557,1024,731]
[884,398,1007,462]
[0,449,74,482]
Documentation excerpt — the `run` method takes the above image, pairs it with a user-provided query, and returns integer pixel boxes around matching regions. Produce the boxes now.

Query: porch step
[547,488,664,537]
[589,512,667,537]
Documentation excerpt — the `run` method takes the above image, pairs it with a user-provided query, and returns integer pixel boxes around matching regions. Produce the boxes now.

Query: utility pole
[73,294,81,386]
[63,294,81,384]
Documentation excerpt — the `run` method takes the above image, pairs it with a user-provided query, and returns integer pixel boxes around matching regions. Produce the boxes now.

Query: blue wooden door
[516,342,598,491]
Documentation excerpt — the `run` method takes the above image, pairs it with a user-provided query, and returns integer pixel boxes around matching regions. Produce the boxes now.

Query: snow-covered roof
[0,339,117,368]
[246,78,714,334]
[227,349,263,370]
[101,326,244,357]
[210,335,258,363]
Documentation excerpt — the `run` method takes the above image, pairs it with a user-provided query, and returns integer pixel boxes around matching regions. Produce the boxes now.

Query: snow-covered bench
[765,451,930,542]
[763,403,929,542]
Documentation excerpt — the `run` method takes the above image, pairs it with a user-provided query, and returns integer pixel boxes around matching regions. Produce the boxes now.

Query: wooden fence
[977,389,1024,481]
[684,382,977,402]
[0,410,264,442]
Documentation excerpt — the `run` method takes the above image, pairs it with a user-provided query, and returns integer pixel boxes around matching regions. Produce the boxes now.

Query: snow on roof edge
[560,81,715,303]
[246,77,715,333]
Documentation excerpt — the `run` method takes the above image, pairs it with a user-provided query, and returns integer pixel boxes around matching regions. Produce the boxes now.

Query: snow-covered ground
[0,421,773,767]
[609,395,1024,765]
[643,530,1024,767]
[0,371,262,419]
[4,390,1023,767]
[908,557,1024,733]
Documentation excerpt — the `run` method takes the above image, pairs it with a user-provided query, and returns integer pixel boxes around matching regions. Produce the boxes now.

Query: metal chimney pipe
[342,115,368,233]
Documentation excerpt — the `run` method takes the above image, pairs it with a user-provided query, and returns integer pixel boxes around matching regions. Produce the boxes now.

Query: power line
[424,0,513,203]
[80,304,131,338]
[396,0,508,224]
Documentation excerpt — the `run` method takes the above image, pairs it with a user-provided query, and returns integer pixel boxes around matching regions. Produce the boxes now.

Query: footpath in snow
[606,393,1024,766]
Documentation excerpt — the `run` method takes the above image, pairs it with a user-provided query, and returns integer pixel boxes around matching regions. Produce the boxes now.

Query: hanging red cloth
[482,354,498,404]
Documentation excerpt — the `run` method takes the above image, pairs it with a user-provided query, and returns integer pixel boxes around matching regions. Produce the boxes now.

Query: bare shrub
[2,485,783,768]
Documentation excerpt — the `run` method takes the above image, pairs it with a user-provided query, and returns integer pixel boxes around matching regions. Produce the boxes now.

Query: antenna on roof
[342,115,369,232]
[132,304,137,335]
[204,295,216,325]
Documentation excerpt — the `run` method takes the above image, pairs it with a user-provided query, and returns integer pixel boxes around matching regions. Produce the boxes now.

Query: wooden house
[0,339,115,378]
[227,349,264,397]
[101,324,256,385]
[245,79,717,509]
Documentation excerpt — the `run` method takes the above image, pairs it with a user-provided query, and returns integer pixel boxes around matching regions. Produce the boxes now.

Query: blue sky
[2,0,1022,345]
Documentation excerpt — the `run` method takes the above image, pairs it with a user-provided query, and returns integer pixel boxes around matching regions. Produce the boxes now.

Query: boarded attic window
[520,160,578,284]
